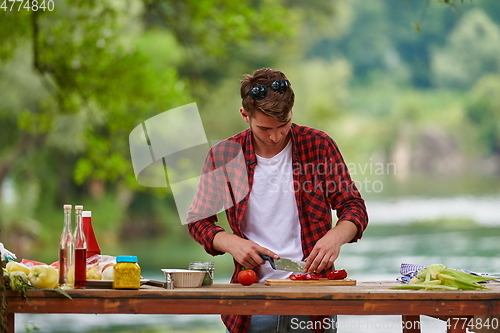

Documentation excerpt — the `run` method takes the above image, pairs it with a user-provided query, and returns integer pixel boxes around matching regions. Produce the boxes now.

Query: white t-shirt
[241,140,303,282]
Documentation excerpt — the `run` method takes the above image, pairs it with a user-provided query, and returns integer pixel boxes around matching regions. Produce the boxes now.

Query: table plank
[7,281,500,333]
[7,282,500,316]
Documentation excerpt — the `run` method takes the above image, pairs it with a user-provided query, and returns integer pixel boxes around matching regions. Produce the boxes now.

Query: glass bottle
[73,205,87,289]
[58,204,74,289]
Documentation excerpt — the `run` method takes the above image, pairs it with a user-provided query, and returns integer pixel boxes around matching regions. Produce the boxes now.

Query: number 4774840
[1,0,55,11]
[447,317,499,331]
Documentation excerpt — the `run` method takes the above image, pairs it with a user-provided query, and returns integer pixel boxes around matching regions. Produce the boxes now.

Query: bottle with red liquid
[58,204,74,289]
[82,211,100,260]
[73,205,87,289]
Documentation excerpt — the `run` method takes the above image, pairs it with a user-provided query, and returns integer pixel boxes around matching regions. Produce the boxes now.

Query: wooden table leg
[7,313,14,333]
[402,315,421,333]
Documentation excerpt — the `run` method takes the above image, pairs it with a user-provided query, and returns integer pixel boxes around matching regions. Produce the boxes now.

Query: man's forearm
[332,220,359,244]
[212,231,241,254]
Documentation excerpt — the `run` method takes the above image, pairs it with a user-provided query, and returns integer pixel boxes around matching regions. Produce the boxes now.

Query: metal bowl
[161,269,206,288]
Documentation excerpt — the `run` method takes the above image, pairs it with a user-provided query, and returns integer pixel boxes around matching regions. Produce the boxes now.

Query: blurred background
[1,0,500,332]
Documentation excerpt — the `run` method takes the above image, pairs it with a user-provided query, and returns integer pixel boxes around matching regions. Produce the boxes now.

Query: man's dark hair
[240,68,295,122]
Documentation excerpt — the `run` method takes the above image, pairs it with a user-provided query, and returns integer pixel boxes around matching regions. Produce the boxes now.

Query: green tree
[466,74,500,157]
[431,8,500,89]
[0,0,299,257]
[308,0,500,88]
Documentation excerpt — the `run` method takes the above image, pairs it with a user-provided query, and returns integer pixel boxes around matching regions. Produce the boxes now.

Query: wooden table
[6,281,500,333]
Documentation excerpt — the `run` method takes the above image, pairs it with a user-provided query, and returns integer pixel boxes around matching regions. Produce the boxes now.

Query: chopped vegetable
[289,273,320,280]
[326,269,348,280]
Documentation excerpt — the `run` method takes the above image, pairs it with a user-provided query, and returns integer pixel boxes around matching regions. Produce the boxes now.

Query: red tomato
[238,269,257,286]
[326,269,348,280]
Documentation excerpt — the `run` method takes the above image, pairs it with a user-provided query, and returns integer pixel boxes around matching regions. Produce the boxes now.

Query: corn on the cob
[436,273,488,290]
[391,264,493,291]
[417,264,446,280]
[392,283,459,290]
[440,267,493,284]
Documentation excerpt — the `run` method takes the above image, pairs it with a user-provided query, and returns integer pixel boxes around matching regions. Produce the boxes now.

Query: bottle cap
[63,204,72,212]
[82,211,92,217]
[116,255,138,263]
[75,205,83,212]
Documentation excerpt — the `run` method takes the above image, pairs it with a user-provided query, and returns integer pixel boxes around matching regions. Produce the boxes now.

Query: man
[187,68,368,333]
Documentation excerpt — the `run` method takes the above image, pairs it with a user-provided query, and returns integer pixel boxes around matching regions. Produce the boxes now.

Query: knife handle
[259,254,276,270]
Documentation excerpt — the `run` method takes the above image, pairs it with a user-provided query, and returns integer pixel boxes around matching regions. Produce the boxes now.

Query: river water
[14,194,500,333]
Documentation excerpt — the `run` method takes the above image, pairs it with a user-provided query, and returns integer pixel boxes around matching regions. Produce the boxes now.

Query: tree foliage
[432,8,500,89]
[0,0,300,255]
[466,74,500,155]
[0,0,298,196]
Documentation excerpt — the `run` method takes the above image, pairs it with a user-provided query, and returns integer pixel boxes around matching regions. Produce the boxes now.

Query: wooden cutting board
[264,278,356,286]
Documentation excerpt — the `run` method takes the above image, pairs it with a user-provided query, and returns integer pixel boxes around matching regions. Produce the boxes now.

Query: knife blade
[259,254,305,272]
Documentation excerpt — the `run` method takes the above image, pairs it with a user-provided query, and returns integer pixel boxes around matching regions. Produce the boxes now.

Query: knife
[145,280,166,288]
[259,254,306,272]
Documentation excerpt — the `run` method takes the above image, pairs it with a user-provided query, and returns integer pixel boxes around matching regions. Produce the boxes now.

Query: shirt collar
[244,123,299,167]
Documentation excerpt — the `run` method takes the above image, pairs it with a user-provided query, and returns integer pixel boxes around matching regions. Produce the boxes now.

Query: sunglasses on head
[244,79,291,100]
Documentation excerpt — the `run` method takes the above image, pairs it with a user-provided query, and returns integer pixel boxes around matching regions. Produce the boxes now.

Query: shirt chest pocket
[300,179,331,223]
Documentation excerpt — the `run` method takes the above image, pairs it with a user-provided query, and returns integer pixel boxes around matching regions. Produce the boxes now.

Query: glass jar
[188,261,214,286]
[113,255,141,289]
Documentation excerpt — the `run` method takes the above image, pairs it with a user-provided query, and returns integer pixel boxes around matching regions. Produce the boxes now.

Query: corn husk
[392,264,493,291]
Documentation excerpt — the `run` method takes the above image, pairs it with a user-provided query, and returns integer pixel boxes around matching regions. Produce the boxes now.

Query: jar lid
[116,255,138,263]
[189,261,214,267]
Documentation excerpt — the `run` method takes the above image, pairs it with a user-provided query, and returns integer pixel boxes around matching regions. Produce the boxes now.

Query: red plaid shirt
[187,123,368,333]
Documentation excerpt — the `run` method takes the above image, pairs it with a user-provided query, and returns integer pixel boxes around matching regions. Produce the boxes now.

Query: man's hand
[213,232,278,269]
[303,220,357,274]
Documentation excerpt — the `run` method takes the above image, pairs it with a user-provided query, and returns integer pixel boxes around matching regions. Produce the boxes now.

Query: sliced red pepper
[290,273,321,280]
[326,269,348,280]
[306,273,320,280]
